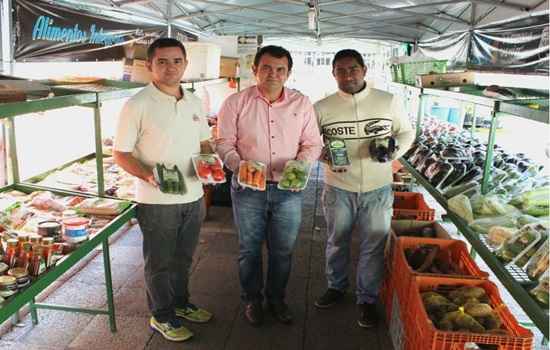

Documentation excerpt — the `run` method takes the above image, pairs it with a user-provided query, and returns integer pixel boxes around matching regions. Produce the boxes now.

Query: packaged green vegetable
[154,163,186,195]
[530,269,549,306]
[469,216,519,235]
[448,194,474,224]
[495,223,548,268]
[525,243,549,280]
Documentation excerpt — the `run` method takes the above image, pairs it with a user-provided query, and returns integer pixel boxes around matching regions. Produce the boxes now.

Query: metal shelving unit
[40,79,145,196]
[0,184,135,332]
[397,82,550,339]
[0,78,144,332]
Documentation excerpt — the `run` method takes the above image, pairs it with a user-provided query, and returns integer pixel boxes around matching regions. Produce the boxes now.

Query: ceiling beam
[147,2,167,18]
[320,1,468,22]
[469,0,531,11]
[173,0,304,21]
[173,1,212,30]
[354,0,469,25]
[213,16,311,35]
[112,0,153,6]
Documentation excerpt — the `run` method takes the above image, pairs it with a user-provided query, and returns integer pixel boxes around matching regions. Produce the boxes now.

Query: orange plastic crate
[393,192,435,221]
[385,237,489,327]
[395,237,489,282]
[404,276,533,350]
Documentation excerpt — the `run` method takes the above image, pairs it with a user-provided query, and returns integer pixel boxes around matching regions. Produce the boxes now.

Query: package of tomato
[237,160,266,191]
[192,154,226,184]
[278,160,311,191]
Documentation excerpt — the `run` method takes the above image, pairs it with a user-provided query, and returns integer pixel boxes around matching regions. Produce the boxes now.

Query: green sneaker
[149,317,193,342]
[175,303,213,323]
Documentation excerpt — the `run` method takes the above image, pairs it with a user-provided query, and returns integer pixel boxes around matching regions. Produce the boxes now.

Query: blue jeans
[322,184,393,304]
[230,176,303,304]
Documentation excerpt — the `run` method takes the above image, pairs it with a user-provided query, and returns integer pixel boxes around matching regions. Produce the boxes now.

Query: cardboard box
[220,56,239,77]
[124,43,149,60]
[122,58,151,84]
[415,71,475,88]
[183,42,221,80]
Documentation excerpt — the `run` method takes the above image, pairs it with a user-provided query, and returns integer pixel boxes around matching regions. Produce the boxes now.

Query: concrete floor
[0,179,395,350]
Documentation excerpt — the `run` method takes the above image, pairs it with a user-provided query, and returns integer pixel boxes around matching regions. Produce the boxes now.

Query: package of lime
[192,154,226,184]
[237,160,266,191]
[328,139,351,170]
[154,163,186,194]
[278,160,311,191]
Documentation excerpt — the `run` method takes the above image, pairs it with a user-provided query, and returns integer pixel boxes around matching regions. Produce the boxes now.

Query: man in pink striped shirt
[216,45,323,327]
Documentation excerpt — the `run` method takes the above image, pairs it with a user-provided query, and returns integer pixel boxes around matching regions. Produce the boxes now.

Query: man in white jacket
[313,49,414,328]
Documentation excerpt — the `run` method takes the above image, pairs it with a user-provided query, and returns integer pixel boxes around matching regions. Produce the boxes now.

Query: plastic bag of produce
[530,269,549,306]
[495,223,548,268]
[470,216,518,235]
[448,194,474,223]
[510,186,550,210]
[487,226,516,248]
[29,191,66,212]
[470,194,519,217]
[517,214,543,227]
[525,243,549,280]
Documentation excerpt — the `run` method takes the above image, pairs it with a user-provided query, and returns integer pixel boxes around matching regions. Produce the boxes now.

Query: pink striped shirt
[216,86,323,181]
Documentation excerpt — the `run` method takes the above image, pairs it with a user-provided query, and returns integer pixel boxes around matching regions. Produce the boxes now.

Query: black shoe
[358,303,379,328]
[314,288,345,309]
[268,301,293,324]
[244,301,264,326]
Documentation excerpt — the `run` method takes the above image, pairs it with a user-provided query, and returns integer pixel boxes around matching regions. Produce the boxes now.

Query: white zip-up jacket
[314,84,414,193]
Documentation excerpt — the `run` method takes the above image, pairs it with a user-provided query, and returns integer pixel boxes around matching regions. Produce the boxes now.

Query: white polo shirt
[114,83,210,204]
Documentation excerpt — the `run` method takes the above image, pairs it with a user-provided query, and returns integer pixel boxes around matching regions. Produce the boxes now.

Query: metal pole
[167,0,173,38]
[6,117,19,183]
[481,102,499,194]
[93,105,105,196]
[415,88,424,138]
[102,239,117,332]
[1,0,14,75]
[30,297,39,325]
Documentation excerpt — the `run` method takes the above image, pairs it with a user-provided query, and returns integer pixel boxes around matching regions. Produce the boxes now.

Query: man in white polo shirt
[114,38,213,343]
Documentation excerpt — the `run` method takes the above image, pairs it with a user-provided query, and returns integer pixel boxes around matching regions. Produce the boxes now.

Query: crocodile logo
[364,120,390,136]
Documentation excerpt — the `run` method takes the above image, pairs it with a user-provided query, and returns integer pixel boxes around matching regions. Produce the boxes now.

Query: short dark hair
[254,45,293,71]
[332,49,365,69]
[147,37,186,61]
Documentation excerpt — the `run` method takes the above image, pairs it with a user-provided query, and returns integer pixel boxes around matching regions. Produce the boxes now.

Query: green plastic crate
[392,60,448,84]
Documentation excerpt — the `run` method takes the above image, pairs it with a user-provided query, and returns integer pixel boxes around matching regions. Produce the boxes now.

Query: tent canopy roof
[55,0,548,42]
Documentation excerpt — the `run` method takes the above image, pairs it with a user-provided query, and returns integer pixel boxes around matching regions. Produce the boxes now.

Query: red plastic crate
[395,236,489,282]
[385,237,489,326]
[404,276,533,350]
[393,192,435,221]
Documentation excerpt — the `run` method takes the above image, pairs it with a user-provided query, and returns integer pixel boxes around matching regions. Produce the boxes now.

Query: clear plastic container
[154,163,186,194]
[192,154,226,184]
[278,160,311,191]
[496,223,547,268]
[237,160,266,191]
[525,243,549,280]
[530,269,549,306]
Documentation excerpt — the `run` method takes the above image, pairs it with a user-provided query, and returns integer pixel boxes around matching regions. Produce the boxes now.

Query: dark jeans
[230,176,303,304]
[136,199,204,322]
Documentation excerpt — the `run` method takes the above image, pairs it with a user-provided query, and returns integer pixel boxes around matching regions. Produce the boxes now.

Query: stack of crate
[381,216,534,350]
